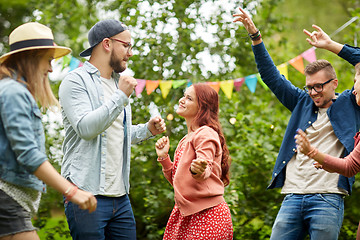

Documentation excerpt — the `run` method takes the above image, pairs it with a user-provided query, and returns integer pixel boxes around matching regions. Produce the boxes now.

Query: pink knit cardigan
[158,126,225,216]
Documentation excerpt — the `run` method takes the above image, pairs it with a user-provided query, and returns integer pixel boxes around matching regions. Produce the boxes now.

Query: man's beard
[110,51,126,73]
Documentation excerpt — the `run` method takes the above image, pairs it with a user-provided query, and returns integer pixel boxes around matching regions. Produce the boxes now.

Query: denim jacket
[0,77,47,192]
[252,42,360,194]
[59,61,153,195]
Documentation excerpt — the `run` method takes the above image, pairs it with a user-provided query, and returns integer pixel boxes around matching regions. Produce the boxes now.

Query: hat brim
[0,45,71,64]
[79,46,94,57]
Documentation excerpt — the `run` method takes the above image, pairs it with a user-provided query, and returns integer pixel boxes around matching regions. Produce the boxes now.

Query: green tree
[1,0,360,239]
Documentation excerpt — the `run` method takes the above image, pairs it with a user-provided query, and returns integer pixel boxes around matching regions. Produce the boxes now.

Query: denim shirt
[0,77,47,192]
[59,61,153,195]
[252,42,360,194]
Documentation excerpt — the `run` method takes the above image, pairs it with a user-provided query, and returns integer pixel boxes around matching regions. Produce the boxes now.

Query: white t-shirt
[282,107,348,195]
[101,77,126,196]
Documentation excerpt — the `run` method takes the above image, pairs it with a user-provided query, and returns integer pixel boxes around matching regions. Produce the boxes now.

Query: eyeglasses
[303,78,334,93]
[110,38,133,53]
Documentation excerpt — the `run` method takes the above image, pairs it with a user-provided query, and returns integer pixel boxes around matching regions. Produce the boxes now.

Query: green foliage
[36,216,71,240]
[2,0,360,239]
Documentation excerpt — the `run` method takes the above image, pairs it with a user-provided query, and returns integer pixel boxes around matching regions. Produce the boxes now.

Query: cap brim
[79,47,93,57]
[0,45,71,64]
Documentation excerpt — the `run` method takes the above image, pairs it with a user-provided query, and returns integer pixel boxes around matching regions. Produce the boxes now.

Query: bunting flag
[159,80,173,98]
[289,55,305,74]
[301,47,317,63]
[54,41,321,99]
[234,78,245,91]
[220,80,234,99]
[172,80,187,89]
[245,74,258,93]
[256,73,269,91]
[146,80,159,95]
[277,63,289,79]
[62,55,71,68]
[69,57,81,71]
[207,81,220,93]
[52,16,357,101]
[135,79,146,96]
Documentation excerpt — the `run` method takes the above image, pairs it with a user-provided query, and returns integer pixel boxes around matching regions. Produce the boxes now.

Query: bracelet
[306,147,318,159]
[64,185,73,195]
[248,30,261,41]
[64,185,78,202]
[158,154,169,161]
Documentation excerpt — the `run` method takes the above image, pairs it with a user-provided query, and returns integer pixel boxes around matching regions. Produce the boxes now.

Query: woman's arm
[34,161,97,212]
[295,129,360,177]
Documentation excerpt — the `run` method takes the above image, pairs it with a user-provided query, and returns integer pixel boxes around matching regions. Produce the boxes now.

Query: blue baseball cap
[79,19,128,57]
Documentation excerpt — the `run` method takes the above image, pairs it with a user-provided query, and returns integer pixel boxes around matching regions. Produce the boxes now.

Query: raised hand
[155,136,170,158]
[118,75,137,97]
[148,116,166,135]
[303,24,343,54]
[303,25,331,48]
[233,7,258,35]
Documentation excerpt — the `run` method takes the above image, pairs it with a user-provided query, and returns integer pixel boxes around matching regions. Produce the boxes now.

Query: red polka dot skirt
[163,139,233,240]
[163,202,233,240]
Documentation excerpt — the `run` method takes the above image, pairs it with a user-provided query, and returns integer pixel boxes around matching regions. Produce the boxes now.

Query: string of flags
[50,16,359,100]
[54,46,316,99]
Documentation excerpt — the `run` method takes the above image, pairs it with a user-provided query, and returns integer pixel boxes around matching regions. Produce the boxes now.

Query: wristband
[248,30,261,41]
[64,185,78,202]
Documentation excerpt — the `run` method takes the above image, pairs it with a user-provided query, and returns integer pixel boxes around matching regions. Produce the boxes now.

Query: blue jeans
[64,194,136,240]
[270,193,344,240]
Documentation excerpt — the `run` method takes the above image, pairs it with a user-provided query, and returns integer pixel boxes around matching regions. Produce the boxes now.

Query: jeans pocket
[318,194,343,210]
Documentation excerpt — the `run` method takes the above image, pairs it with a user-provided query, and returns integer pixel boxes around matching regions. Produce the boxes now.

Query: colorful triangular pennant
[159,80,173,98]
[245,74,257,93]
[289,55,304,74]
[220,80,234,99]
[301,47,317,63]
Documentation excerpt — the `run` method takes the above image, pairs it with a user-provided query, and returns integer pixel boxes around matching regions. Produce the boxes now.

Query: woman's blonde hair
[0,49,59,110]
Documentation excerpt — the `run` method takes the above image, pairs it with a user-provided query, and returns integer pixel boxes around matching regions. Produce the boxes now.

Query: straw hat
[0,22,71,64]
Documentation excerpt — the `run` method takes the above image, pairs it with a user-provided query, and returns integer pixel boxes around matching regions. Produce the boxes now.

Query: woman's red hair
[191,83,231,186]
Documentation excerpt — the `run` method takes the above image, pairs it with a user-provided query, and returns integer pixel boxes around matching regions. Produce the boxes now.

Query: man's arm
[304,24,360,66]
[233,7,304,111]
[130,116,166,144]
[59,72,128,140]
[303,25,343,54]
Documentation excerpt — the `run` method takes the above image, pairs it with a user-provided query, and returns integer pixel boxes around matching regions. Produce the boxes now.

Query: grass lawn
[36,214,71,240]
